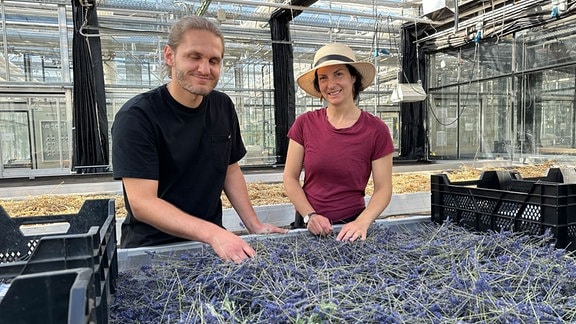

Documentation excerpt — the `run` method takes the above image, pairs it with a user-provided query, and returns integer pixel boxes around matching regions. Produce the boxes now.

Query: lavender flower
[110,222,576,323]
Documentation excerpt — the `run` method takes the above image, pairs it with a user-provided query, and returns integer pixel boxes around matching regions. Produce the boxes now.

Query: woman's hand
[307,214,333,236]
[336,221,370,242]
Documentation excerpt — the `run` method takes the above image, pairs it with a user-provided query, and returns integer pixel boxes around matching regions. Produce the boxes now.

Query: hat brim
[296,61,376,98]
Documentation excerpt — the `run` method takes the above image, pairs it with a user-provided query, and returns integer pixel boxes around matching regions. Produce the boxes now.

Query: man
[112,15,286,263]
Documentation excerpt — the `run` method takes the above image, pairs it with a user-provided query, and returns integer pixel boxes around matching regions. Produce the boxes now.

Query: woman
[283,43,395,242]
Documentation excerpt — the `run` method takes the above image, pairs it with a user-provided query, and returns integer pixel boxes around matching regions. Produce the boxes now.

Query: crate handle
[19,222,71,237]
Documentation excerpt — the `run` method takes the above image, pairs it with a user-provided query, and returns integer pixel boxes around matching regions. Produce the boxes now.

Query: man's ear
[164,45,174,67]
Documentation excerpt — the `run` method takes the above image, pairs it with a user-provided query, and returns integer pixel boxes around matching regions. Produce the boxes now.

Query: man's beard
[174,70,215,96]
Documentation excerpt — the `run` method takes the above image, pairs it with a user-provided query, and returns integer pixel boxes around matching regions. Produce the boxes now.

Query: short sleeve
[287,113,307,145]
[111,107,159,180]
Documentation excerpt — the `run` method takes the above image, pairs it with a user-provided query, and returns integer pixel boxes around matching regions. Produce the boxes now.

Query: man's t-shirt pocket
[211,133,232,172]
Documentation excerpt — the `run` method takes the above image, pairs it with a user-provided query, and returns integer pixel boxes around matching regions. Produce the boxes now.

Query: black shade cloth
[71,0,109,173]
[269,17,295,166]
[399,24,427,161]
[269,0,317,165]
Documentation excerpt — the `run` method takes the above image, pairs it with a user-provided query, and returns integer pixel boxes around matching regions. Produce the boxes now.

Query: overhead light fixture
[390,82,427,103]
[422,0,455,21]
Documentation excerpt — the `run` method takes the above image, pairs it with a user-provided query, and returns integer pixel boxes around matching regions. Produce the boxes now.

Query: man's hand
[209,230,256,263]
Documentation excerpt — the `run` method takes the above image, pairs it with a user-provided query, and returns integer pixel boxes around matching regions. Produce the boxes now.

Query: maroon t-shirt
[287,108,395,222]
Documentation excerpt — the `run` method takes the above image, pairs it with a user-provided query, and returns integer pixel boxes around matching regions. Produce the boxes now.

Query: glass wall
[0,2,73,178]
[0,1,404,178]
[428,85,459,158]
[541,69,576,148]
[0,94,71,177]
[4,1,574,178]
[0,3,69,83]
[427,23,576,162]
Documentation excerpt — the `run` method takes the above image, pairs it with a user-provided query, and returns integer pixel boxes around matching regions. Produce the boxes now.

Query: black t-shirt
[111,85,246,247]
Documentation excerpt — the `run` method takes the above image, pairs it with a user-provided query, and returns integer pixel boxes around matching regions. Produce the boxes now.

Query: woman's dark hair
[313,64,364,101]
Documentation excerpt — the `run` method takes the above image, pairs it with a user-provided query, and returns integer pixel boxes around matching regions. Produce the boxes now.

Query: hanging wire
[394,20,427,100]
[385,15,402,82]
[427,42,479,128]
[415,21,422,83]
[371,16,379,114]
[78,0,101,38]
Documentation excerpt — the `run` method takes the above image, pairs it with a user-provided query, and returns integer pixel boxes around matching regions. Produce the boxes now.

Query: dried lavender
[110,222,576,323]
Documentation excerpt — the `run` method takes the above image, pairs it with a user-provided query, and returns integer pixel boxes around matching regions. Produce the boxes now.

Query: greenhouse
[1,1,576,323]
[0,0,574,178]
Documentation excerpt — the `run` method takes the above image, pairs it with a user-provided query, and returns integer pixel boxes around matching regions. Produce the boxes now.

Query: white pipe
[216,0,439,25]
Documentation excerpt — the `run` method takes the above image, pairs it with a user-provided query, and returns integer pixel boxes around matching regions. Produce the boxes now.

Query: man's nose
[197,59,211,74]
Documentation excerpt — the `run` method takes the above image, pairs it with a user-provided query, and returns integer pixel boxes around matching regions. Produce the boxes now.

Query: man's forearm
[131,196,225,244]
[223,163,262,231]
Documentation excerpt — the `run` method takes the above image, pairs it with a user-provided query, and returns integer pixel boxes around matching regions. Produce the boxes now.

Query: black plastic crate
[0,199,117,324]
[431,169,576,251]
[0,268,94,324]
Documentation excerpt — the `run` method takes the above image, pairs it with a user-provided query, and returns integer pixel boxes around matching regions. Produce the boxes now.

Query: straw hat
[297,43,376,98]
